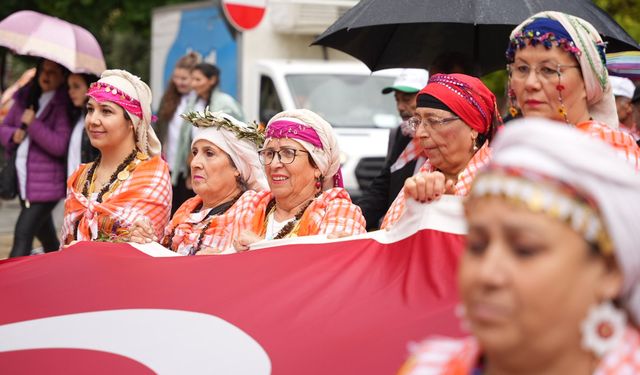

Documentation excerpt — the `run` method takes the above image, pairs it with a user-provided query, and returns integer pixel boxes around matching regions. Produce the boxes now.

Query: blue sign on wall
[164,5,238,99]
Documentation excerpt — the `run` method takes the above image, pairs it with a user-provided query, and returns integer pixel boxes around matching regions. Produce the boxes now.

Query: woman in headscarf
[381,74,500,229]
[233,109,366,250]
[506,11,640,168]
[129,110,268,255]
[398,118,640,374]
[61,69,171,245]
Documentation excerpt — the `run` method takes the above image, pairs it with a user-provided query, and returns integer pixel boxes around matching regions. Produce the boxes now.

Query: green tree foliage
[1,0,191,81]
[594,0,640,43]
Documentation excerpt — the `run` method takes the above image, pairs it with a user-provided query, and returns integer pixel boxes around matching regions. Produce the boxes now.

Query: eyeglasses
[257,148,309,165]
[408,115,460,131]
[509,63,580,83]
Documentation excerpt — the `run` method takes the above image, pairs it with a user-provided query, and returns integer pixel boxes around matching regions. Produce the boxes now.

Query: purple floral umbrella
[0,10,106,75]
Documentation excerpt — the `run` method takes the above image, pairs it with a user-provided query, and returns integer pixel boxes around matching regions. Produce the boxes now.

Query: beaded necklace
[264,198,314,240]
[165,193,242,254]
[82,149,138,203]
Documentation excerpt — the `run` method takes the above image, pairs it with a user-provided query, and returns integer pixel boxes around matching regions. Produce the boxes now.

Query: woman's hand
[128,216,158,244]
[12,128,26,144]
[233,230,262,252]
[20,108,35,126]
[403,171,455,203]
[62,240,79,248]
[327,231,351,239]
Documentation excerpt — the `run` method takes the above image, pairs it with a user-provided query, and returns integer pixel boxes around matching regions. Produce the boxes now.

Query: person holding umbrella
[505,11,640,168]
[61,69,171,245]
[0,58,71,258]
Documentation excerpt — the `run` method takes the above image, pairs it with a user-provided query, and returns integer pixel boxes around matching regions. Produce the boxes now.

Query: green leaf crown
[181,107,265,148]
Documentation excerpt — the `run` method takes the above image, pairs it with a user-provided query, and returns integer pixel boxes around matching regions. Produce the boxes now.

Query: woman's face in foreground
[460,196,622,356]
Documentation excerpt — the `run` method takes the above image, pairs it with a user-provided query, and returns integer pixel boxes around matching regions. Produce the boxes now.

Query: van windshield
[285,74,400,128]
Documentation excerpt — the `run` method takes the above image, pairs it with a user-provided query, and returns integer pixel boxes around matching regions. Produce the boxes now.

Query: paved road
[0,199,64,259]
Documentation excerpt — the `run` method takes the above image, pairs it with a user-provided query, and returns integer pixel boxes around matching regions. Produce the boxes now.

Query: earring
[315,174,324,191]
[471,135,478,152]
[507,82,519,118]
[235,174,245,191]
[556,75,569,123]
[580,301,626,357]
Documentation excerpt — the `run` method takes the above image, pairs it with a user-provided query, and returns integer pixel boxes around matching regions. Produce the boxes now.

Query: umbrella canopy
[0,10,106,75]
[607,51,640,82]
[313,0,640,76]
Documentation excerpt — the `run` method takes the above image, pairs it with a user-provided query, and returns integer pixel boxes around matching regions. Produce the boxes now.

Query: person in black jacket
[358,69,428,230]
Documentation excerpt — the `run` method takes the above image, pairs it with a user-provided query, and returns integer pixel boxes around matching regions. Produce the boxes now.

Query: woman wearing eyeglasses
[129,110,267,255]
[381,74,500,229]
[232,109,366,251]
[506,11,640,168]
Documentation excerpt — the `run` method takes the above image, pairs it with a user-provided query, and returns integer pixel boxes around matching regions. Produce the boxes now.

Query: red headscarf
[417,73,498,135]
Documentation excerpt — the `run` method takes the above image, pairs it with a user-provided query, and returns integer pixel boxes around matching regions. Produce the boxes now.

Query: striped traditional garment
[577,120,640,170]
[164,190,265,255]
[61,155,171,245]
[396,326,640,375]
[244,188,366,238]
[381,143,491,229]
[390,137,425,174]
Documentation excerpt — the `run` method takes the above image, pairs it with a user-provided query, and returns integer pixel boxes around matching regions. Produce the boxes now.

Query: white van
[246,59,400,201]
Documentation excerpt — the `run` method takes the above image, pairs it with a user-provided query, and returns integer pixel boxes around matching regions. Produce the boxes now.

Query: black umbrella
[313,0,640,76]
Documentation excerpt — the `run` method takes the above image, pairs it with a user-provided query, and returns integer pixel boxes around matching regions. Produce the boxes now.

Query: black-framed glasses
[508,63,580,83]
[408,115,460,131]
[257,148,309,165]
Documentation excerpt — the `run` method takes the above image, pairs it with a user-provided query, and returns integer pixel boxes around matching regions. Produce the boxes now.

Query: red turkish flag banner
[0,198,467,374]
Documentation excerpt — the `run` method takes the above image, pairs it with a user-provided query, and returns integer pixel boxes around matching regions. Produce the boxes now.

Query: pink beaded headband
[87,82,156,121]
[266,119,344,188]
[266,119,323,149]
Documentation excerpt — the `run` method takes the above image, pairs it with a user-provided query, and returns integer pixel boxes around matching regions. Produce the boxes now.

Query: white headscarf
[482,117,640,323]
[97,69,162,156]
[509,11,619,128]
[191,112,267,191]
[266,109,342,191]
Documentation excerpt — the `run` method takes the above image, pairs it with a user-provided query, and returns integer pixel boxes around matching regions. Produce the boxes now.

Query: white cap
[609,75,635,99]
[382,69,429,94]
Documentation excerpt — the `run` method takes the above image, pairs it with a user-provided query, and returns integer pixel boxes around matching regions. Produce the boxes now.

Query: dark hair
[430,52,472,75]
[26,59,70,112]
[193,63,220,103]
[68,73,99,124]
[156,52,200,141]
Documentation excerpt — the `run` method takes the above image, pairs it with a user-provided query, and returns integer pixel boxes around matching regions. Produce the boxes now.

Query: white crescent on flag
[0,310,270,374]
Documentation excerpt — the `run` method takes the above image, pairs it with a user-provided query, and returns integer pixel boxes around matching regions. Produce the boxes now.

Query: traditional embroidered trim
[87,82,156,121]
[506,30,585,63]
[428,74,488,123]
[470,168,613,255]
